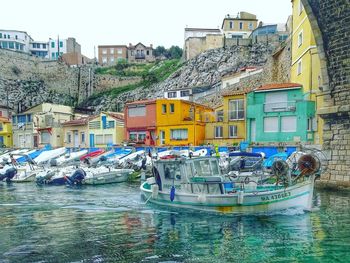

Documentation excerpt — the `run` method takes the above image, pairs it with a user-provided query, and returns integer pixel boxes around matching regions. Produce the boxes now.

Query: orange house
[124,100,157,145]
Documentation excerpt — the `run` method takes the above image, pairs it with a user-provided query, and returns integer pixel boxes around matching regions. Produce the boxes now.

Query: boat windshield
[193,159,220,177]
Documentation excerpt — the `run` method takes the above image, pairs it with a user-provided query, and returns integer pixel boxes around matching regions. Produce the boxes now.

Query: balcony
[135,54,145,59]
[264,101,296,112]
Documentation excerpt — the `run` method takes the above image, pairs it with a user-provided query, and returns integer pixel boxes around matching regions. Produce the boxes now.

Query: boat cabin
[154,157,224,195]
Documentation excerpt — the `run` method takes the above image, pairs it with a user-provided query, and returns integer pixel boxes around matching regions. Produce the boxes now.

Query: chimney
[150,44,153,48]
[129,43,132,47]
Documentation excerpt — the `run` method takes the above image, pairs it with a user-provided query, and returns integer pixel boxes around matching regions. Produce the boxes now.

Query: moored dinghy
[82,166,134,185]
[140,154,321,214]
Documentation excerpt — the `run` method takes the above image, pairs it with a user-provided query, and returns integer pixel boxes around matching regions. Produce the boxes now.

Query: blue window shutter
[102,116,107,129]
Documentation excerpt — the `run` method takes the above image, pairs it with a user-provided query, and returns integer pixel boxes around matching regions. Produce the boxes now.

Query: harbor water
[0,183,349,262]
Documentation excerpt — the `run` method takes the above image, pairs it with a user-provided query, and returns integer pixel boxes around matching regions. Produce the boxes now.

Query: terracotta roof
[107,112,124,121]
[255,83,302,92]
[126,99,156,106]
[0,117,10,123]
[62,116,95,126]
[221,88,253,96]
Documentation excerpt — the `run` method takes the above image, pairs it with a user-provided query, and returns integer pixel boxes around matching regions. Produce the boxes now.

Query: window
[27,114,32,122]
[51,42,55,48]
[146,50,149,55]
[129,132,137,141]
[131,50,134,56]
[81,132,85,143]
[51,52,55,58]
[89,121,101,129]
[138,132,146,142]
[265,92,288,112]
[4,34,6,39]
[170,129,188,140]
[248,22,253,30]
[96,135,104,144]
[66,132,71,143]
[110,57,114,63]
[12,116,16,124]
[298,31,303,47]
[32,43,36,48]
[229,99,244,120]
[9,42,14,49]
[59,41,63,48]
[42,44,46,49]
[297,59,302,75]
[102,57,107,64]
[229,125,237,138]
[215,126,223,138]
[229,21,233,29]
[180,90,190,97]
[17,115,27,123]
[216,110,223,122]
[104,134,113,144]
[264,117,279,132]
[281,116,297,132]
[299,1,304,14]
[117,49,123,54]
[239,22,243,30]
[307,117,317,131]
[170,103,175,113]
[0,33,2,38]
[162,104,167,114]
[128,105,146,117]
[168,91,177,98]
[0,123,3,131]
[107,121,115,128]
[41,131,50,144]
[102,49,107,54]
[15,35,18,40]
[110,48,114,54]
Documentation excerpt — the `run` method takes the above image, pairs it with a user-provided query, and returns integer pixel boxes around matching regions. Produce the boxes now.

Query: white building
[29,41,49,58]
[164,89,193,101]
[184,28,222,41]
[0,29,33,53]
[48,37,81,60]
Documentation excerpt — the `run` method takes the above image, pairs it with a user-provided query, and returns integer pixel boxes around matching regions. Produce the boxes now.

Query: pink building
[124,100,156,146]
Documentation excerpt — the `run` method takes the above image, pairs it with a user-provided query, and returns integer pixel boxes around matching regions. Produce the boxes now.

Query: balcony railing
[264,101,296,112]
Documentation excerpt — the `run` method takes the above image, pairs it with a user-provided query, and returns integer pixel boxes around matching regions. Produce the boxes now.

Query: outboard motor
[50,159,58,167]
[0,167,17,182]
[65,169,86,186]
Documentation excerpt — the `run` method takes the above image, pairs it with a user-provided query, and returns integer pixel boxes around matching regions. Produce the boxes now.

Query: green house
[246,83,316,143]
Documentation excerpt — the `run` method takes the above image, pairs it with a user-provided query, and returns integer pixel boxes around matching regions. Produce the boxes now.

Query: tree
[168,46,183,59]
[154,46,166,57]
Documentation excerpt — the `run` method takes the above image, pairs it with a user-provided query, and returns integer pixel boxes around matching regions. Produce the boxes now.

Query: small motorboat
[0,165,17,182]
[34,147,67,165]
[80,149,105,161]
[53,149,88,166]
[36,167,85,185]
[82,166,134,185]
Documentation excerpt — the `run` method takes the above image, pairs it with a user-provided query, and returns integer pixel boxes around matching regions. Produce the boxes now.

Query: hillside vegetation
[90,59,182,100]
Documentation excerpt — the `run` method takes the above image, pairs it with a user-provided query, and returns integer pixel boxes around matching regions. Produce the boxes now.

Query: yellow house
[88,112,124,148]
[63,116,91,148]
[221,11,258,39]
[0,117,13,147]
[205,90,247,145]
[291,0,324,145]
[156,99,213,146]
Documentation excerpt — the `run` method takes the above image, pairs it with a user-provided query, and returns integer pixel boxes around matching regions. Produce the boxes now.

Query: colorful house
[62,116,92,148]
[205,89,249,146]
[290,0,324,145]
[156,99,213,146]
[0,117,12,147]
[12,103,73,148]
[88,112,124,147]
[124,100,157,146]
[246,83,315,143]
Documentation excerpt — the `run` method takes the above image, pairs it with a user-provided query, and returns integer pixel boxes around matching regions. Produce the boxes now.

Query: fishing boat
[80,149,105,161]
[35,167,85,185]
[82,166,134,185]
[140,154,320,214]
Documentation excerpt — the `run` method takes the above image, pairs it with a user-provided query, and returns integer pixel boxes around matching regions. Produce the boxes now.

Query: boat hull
[140,180,314,214]
[83,169,133,185]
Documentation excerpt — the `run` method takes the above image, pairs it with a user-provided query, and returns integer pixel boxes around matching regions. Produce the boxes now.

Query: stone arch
[300,0,350,187]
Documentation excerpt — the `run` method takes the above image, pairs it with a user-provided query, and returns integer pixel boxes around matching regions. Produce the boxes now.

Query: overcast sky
[1,0,292,58]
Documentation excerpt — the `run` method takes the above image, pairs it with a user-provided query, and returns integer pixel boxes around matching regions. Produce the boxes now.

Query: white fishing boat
[10,163,44,183]
[140,154,320,214]
[53,149,88,166]
[34,147,67,165]
[82,166,134,185]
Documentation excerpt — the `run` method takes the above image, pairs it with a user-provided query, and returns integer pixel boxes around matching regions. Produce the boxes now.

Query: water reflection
[0,183,349,262]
